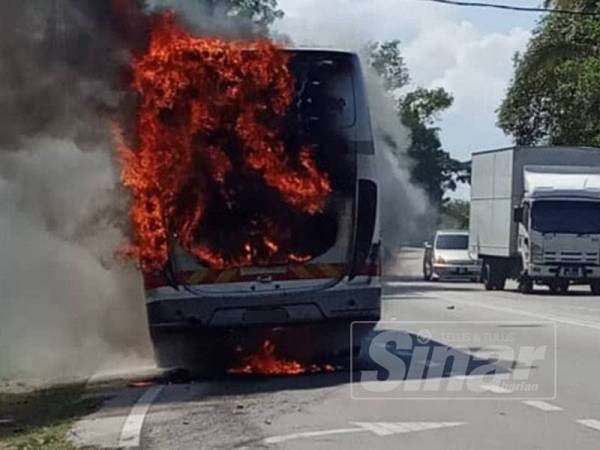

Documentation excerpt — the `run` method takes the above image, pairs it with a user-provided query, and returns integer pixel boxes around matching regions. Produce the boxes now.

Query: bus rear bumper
[146,285,382,330]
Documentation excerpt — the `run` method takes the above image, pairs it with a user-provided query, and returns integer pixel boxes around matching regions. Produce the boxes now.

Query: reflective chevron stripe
[143,262,379,289]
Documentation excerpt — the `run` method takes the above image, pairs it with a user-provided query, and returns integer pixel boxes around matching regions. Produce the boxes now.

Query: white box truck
[470,146,600,294]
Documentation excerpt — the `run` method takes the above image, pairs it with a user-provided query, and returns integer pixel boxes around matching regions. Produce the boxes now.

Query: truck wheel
[495,276,507,291]
[423,260,433,281]
[483,263,494,290]
[519,275,534,294]
[590,281,600,295]
[483,262,506,291]
[550,280,569,294]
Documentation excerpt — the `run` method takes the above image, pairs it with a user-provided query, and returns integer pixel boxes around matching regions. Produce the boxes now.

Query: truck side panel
[470,148,516,258]
[516,147,600,194]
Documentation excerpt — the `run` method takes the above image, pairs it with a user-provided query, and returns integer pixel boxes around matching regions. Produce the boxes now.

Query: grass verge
[0,383,105,450]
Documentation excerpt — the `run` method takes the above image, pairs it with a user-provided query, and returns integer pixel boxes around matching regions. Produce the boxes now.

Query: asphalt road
[72,248,600,449]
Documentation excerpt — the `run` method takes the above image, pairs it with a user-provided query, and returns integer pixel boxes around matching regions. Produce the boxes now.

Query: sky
[274,0,544,163]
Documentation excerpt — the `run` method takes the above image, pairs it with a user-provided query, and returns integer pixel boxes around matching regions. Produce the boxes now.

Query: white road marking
[118,386,164,448]
[523,401,563,412]
[263,422,465,444]
[480,384,512,394]
[434,295,600,332]
[264,428,363,444]
[577,419,600,432]
[384,291,429,299]
[352,422,464,436]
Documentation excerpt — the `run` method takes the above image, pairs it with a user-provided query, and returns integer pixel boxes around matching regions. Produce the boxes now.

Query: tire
[150,328,229,378]
[423,259,433,281]
[483,261,506,291]
[590,280,600,295]
[519,275,534,294]
[550,280,569,294]
[495,276,507,291]
[483,263,494,290]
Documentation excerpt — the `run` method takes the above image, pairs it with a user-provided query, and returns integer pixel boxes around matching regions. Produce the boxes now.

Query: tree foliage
[221,0,284,30]
[150,0,284,34]
[440,199,470,230]
[367,41,410,92]
[369,41,464,206]
[498,1,600,146]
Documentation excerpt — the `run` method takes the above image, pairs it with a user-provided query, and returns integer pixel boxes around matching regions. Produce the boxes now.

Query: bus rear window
[288,53,356,129]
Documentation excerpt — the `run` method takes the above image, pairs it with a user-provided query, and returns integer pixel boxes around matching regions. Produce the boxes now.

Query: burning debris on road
[116,10,335,273]
[228,340,337,376]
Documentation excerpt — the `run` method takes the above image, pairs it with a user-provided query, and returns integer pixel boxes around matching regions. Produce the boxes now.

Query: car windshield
[436,234,468,250]
[532,201,600,234]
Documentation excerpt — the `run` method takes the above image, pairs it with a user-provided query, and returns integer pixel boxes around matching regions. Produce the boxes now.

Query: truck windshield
[532,201,600,234]
[436,235,469,250]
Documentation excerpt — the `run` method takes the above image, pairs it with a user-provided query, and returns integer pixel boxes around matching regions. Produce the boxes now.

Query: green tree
[150,0,283,34]
[400,88,461,203]
[228,0,284,30]
[498,1,600,146]
[369,41,463,206]
[367,40,410,92]
[201,0,283,34]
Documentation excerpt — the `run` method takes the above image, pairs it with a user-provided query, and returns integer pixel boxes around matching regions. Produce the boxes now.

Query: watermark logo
[350,321,557,400]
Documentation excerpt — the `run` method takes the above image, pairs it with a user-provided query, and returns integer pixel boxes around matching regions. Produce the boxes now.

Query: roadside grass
[0,383,105,450]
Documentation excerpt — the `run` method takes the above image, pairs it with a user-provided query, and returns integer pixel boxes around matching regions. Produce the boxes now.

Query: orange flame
[117,11,331,272]
[229,340,336,376]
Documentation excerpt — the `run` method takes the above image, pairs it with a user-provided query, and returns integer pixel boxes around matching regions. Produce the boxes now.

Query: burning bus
[118,13,381,373]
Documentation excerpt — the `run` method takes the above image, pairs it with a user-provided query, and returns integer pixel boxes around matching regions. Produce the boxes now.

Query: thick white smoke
[0,138,152,384]
[364,73,430,252]
[0,1,152,384]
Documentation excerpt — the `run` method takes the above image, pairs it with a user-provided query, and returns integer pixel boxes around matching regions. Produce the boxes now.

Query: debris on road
[228,340,337,376]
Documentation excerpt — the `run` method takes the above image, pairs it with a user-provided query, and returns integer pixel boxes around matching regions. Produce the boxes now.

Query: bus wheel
[150,328,228,378]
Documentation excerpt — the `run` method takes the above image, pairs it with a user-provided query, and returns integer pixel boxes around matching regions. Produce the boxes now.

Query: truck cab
[515,167,600,293]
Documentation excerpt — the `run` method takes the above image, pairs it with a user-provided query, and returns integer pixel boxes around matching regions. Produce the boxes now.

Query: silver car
[423,230,481,281]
